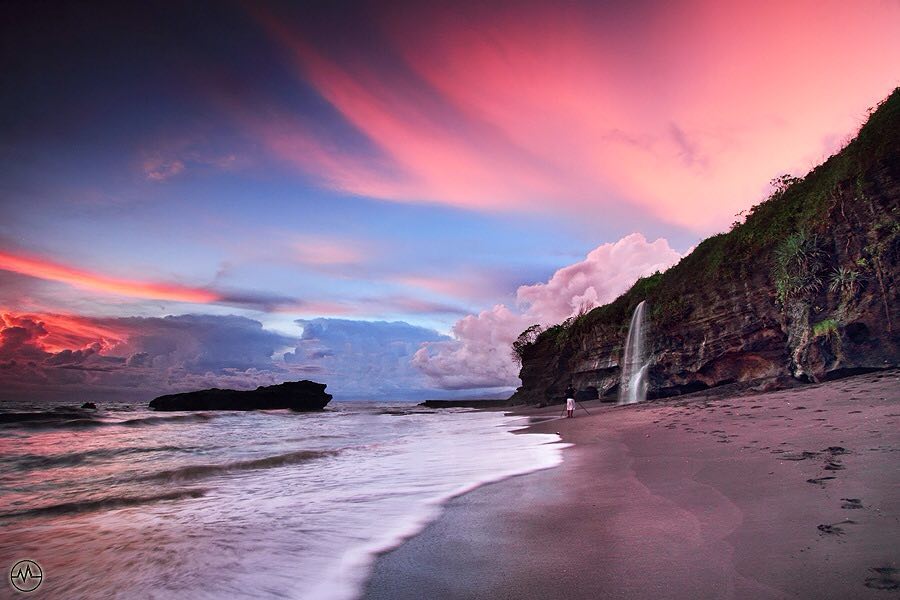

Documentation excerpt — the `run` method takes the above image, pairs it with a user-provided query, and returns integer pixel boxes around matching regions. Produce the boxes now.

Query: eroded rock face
[513,275,799,404]
[511,93,900,406]
[149,380,332,412]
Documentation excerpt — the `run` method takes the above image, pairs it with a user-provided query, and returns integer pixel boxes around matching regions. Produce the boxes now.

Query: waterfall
[619,301,650,405]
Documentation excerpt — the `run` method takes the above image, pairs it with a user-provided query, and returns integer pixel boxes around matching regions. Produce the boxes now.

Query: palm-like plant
[829,267,863,296]
[774,231,826,304]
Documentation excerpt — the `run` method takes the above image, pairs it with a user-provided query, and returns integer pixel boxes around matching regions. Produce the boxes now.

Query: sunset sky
[2,0,898,401]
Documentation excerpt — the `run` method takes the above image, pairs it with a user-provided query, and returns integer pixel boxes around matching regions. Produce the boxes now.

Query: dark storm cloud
[0,312,298,402]
[0,311,462,402]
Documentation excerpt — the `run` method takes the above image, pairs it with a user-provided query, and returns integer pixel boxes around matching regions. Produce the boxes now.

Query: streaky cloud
[0,249,220,304]
[247,0,900,232]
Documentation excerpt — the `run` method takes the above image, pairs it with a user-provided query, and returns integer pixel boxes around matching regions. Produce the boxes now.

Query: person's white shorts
[566,398,575,410]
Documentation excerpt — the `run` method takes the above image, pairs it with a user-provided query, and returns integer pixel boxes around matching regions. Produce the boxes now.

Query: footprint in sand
[817,520,856,536]
[806,476,836,486]
[780,450,820,461]
[865,567,899,590]
[841,498,864,509]
[817,524,841,535]
[824,460,845,471]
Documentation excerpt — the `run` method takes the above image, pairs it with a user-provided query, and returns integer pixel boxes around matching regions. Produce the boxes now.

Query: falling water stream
[619,300,650,405]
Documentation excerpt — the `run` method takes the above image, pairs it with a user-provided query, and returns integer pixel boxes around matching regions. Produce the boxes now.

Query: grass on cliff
[812,318,839,337]
[529,87,900,352]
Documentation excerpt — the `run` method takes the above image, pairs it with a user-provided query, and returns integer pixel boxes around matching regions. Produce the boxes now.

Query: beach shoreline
[363,370,900,599]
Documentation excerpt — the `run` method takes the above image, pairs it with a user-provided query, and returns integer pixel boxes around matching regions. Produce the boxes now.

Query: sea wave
[119,413,217,427]
[135,449,339,483]
[0,411,219,430]
[3,445,198,472]
[0,488,208,520]
[0,405,567,600]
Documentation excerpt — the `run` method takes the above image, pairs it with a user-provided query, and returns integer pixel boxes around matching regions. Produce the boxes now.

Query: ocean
[0,402,565,599]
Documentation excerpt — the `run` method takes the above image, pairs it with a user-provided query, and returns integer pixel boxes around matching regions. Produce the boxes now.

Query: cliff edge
[511,88,900,404]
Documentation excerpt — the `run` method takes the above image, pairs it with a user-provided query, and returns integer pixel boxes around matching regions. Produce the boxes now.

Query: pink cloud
[391,271,512,303]
[516,235,682,324]
[273,300,360,317]
[142,156,185,181]
[0,312,298,402]
[140,134,244,182]
[275,295,467,319]
[290,236,370,267]
[0,249,221,304]
[249,0,900,232]
[413,233,682,390]
[1,312,128,354]
[413,303,532,390]
[0,311,458,402]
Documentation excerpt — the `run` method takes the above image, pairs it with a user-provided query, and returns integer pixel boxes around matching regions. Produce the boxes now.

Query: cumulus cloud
[413,304,530,391]
[107,314,296,373]
[0,312,298,402]
[413,234,682,391]
[0,311,465,402]
[287,318,451,400]
[516,234,683,323]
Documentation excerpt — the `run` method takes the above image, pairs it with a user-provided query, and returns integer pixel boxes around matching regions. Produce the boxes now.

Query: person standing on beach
[565,385,576,418]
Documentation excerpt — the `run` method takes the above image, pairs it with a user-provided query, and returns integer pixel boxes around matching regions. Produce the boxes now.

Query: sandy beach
[364,370,900,599]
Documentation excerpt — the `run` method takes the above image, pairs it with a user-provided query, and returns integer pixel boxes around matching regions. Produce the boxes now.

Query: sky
[1,0,898,402]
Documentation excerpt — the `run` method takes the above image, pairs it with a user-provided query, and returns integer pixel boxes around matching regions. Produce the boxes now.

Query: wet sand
[364,370,900,599]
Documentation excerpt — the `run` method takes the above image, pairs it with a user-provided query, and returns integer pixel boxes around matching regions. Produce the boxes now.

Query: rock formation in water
[149,380,332,412]
[511,88,900,405]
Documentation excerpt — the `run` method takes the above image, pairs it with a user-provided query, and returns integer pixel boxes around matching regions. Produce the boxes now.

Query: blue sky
[1,1,897,401]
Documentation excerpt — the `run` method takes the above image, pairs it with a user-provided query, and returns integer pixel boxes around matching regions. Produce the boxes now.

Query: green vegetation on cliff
[522,87,900,356]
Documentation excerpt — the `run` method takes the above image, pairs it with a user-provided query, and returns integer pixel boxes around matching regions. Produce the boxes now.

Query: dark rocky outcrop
[511,88,900,405]
[149,380,332,412]
[80,402,97,410]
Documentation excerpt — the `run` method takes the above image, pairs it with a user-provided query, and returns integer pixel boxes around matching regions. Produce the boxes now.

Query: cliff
[149,380,332,411]
[511,88,900,405]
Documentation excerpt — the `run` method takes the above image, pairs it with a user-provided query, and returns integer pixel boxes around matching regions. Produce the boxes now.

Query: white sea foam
[0,403,566,600]
[305,414,566,600]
